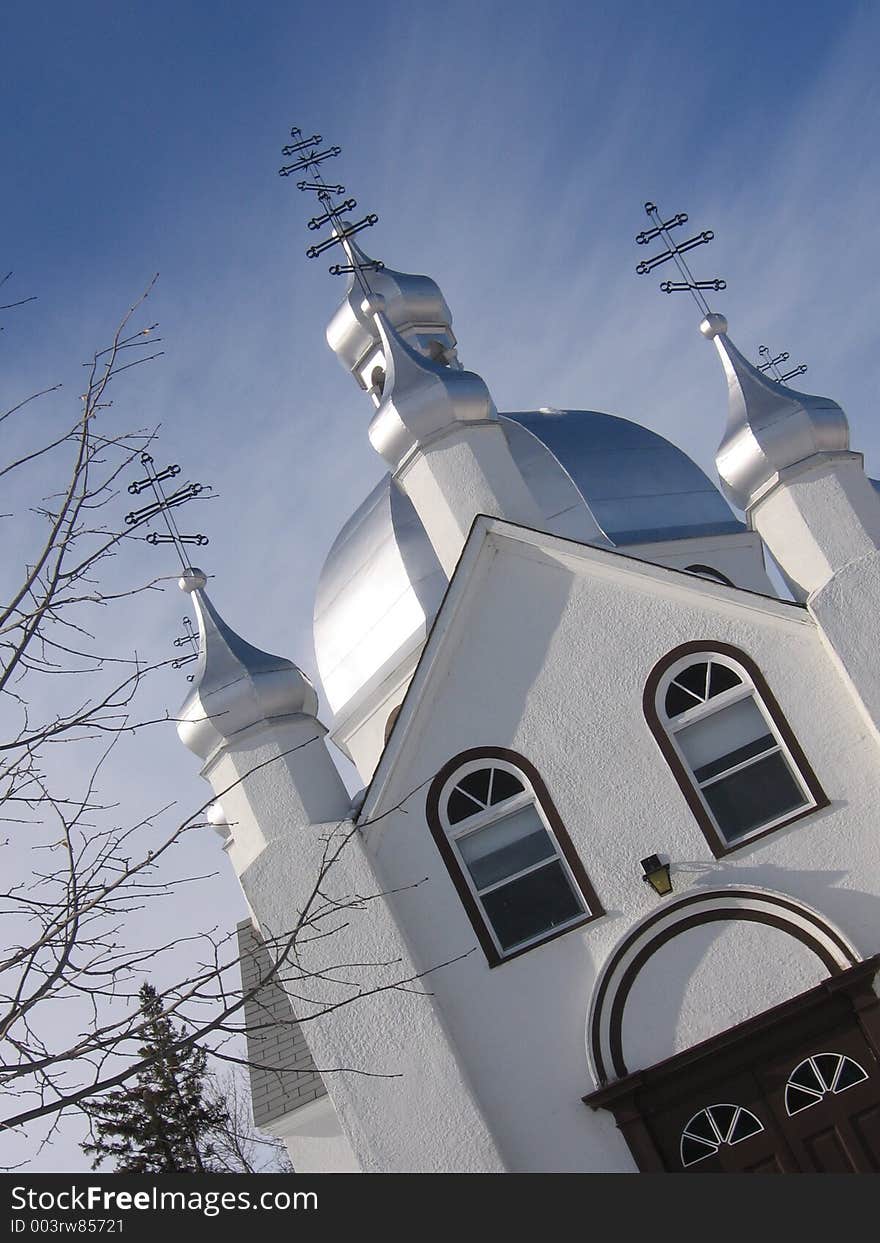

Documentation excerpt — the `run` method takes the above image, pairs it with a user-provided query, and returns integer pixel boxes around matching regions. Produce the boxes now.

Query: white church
[171,187,880,1172]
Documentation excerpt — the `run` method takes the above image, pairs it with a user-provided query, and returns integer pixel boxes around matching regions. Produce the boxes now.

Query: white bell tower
[701,312,880,741]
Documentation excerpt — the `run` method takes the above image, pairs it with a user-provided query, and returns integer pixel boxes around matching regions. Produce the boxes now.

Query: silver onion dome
[177,567,319,761]
[367,312,495,468]
[702,313,850,511]
[314,410,742,718]
[505,408,742,545]
[326,241,458,385]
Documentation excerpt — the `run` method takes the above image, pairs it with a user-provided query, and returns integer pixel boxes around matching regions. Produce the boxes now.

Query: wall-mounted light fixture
[641,854,672,896]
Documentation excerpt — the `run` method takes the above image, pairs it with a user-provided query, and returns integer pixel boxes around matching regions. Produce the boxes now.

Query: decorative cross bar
[635,201,725,316]
[172,615,199,681]
[125,453,211,569]
[278,145,341,177]
[279,125,381,296]
[757,344,808,384]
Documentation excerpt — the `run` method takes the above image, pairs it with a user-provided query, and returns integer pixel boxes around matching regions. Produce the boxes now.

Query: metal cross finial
[635,201,726,316]
[125,453,211,571]
[757,344,808,385]
[172,615,199,681]
[279,125,383,300]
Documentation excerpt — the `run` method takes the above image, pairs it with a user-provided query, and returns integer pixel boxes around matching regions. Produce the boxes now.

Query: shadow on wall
[687,859,880,964]
[611,865,876,1077]
[441,544,577,746]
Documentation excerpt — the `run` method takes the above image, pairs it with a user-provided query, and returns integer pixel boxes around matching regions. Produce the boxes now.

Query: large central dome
[313,408,744,719]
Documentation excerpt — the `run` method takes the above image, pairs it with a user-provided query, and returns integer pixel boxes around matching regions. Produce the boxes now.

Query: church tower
[702,311,880,742]
[169,151,880,1173]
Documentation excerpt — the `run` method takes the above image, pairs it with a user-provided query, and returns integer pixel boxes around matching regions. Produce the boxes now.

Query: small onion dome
[702,313,849,511]
[368,313,495,468]
[326,240,455,378]
[176,567,318,762]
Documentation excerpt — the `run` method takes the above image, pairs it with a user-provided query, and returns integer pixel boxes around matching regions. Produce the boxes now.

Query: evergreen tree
[81,983,226,1173]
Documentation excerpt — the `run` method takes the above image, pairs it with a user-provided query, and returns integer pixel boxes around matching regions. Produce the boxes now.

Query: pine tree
[81,983,226,1173]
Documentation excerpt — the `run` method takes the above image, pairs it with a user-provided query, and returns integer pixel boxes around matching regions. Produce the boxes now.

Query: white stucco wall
[354,521,880,1171]
[208,713,507,1173]
[618,919,829,1070]
[335,527,776,785]
[623,529,774,595]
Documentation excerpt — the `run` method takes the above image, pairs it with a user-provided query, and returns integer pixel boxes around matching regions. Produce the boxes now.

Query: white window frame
[657,653,818,849]
[438,758,589,959]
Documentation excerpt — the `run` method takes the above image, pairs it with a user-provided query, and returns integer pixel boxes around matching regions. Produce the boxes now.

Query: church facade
[174,230,880,1172]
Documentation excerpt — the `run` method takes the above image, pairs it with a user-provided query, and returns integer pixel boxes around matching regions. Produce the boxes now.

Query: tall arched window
[426,748,603,966]
[644,642,827,857]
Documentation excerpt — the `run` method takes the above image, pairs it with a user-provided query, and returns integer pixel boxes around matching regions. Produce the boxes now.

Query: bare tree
[0,278,454,1163]
[0,273,194,1150]
[204,1069,294,1174]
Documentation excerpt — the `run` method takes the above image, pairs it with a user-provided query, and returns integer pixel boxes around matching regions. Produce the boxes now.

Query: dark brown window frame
[643,641,828,859]
[683,564,735,588]
[426,747,604,967]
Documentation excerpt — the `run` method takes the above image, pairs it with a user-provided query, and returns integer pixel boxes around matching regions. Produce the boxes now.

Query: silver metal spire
[279,125,459,399]
[632,201,846,511]
[700,315,848,510]
[367,309,494,468]
[176,567,318,761]
[326,239,459,397]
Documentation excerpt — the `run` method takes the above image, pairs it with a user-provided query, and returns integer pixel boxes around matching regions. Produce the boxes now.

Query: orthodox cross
[757,344,808,385]
[126,452,212,677]
[278,126,383,300]
[172,615,199,680]
[635,201,725,316]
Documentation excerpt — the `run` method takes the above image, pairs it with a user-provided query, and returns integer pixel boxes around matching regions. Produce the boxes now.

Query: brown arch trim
[642,640,829,858]
[588,888,857,1083]
[684,564,735,588]
[607,910,842,1079]
[426,747,605,968]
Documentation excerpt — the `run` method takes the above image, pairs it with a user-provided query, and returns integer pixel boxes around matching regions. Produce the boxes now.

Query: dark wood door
[648,1068,799,1173]
[584,955,880,1173]
[757,1023,880,1172]
[636,1012,880,1172]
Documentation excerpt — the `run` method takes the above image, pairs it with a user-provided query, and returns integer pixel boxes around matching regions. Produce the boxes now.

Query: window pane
[489,768,525,805]
[709,662,742,697]
[676,696,771,774]
[480,860,584,950]
[694,734,775,783]
[702,751,806,841]
[675,662,710,700]
[457,805,554,890]
[457,768,491,806]
[835,1058,868,1092]
[729,1110,763,1143]
[447,788,484,825]
[665,682,699,718]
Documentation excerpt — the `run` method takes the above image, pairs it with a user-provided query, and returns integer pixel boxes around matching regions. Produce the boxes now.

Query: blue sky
[3,0,879,1169]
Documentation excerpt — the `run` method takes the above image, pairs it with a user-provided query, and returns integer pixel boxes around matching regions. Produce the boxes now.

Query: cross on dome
[176,567,318,761]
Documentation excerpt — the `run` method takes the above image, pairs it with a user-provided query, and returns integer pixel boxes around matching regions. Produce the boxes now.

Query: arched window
[785,1054,869,1115]
[680,1104,764,1167]
[644,643,827,857]
[426,748,603,966]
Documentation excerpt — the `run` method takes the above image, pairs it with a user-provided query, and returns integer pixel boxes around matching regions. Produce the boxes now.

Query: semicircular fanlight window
[445,766,526,825]
[680,1104,764,1168]
[785,1054,868,1116]
[664,658,742,719]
